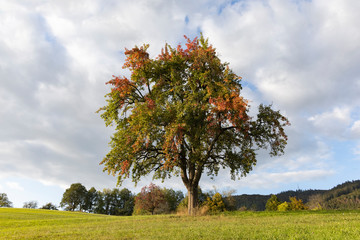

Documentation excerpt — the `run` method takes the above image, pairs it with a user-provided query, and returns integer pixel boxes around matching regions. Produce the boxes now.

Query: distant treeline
[59,183,184,216]
[60,180,360,214]
[60,183,135,215]
[3,180,360,213]
[232,180,360,211]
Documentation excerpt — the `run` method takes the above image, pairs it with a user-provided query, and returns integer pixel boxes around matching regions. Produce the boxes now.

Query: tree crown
[99,34,289,188]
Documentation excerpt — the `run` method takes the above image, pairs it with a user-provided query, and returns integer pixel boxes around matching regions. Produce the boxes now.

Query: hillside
[232,180,360,210]
[322,180,360,209]
[2,208,360,239]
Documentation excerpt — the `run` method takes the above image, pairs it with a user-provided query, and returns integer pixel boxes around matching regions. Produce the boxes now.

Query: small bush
[277,202,289,211]
[132,206,151,215]
[289,196,308,210]
[265,195,281,211]
[307,194,324,210]
[205,193,226,213]
[222,190,237,211]
[238,206,248,212]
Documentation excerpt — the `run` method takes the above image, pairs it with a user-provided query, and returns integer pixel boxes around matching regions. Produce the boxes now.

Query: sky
[1,0,360,208]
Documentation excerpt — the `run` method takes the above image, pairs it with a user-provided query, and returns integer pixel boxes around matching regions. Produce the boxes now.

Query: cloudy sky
[1,0,360,208]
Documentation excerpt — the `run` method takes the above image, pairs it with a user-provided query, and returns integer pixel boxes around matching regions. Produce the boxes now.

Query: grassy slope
[1,208,360,239]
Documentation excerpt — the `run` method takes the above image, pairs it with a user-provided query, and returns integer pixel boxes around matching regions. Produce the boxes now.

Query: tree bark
[187,184,198,215]
[180,153,203,215]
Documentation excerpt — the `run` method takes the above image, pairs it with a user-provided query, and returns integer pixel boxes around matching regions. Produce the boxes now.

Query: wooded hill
[232,180,360,211]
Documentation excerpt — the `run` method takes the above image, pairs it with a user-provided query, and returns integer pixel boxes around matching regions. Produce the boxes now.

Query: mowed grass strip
[1,208,360,239]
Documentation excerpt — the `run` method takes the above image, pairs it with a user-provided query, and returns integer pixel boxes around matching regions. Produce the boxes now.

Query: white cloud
[0,0,215,192]
[202,0,360,115]
[0,0,360,202]
[308,107,352,139]
[199,169,334,192]
[351,121,360,138]
[246,169,334,189]
[6,182,24,191]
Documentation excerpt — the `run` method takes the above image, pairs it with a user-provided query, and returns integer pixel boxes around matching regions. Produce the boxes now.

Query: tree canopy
[134,183,167,215]
[40,202,58,210]
[60,183,87,211]
[0,193,12,208]
[23,201,38,209]
[265,195,281,211]
[98,34,289,214]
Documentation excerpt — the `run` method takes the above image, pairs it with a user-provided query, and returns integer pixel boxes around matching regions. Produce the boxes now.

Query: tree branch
[128,82,145,100]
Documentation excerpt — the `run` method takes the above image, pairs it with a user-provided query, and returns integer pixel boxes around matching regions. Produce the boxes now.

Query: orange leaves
[158,43,172,61]
[123,45,150,71]
[131,131,146,153]
[176,44,186,58]
[145,96,156,110]
[184,35,198,53]
[208,92,249,130]
[105,76,135,110]
[209,94,247,115]
[107,76,132,95]
[209,97,226,111]
[121,160,130,175]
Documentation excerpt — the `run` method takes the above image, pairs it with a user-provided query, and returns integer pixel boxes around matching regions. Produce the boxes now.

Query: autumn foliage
[205,192,226,213]
[98,34,289,215]
[266,195,307,211]
[265,194,281,211]
[134,183,167,215]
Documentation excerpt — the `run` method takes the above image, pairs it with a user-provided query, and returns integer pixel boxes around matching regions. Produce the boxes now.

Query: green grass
[1,208,360,239]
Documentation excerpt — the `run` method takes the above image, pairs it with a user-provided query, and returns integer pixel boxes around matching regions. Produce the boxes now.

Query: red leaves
[145,96,155,110]
[121,160,130,175]
[107,76,132,94]
[135,183,166,215]
[123,45,149,71]
[105,76,135,109]
[209,94,248,123]
[184,35,198,53]
[158,43,172,61]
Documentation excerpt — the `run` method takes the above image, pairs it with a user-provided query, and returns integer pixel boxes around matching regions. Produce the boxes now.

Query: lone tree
[134,183,167,215]
[0,193,12,208]
[98,35,289,215]
[23,201,38,209]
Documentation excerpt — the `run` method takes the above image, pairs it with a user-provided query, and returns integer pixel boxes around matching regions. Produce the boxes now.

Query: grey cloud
[197,0,360,183]
[0,0,205,192]
[1,0,360,197]
[202,0,360,114]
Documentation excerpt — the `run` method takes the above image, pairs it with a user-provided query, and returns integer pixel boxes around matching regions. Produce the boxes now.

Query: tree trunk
[180,156,203,215]
[187,184,198,215]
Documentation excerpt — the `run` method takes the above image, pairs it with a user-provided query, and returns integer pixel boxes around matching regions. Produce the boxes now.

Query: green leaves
[252,104,290,156]
[60,183,87,211]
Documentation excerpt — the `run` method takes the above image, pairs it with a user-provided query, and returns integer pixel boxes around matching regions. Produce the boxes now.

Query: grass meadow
[1,208,360,239]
